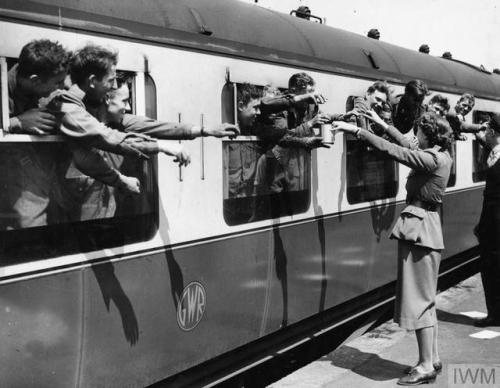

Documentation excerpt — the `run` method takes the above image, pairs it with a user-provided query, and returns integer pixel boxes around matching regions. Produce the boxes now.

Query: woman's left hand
[332,121,360,134]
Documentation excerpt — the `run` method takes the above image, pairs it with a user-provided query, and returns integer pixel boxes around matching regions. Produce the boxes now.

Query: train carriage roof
[2,0,500,100]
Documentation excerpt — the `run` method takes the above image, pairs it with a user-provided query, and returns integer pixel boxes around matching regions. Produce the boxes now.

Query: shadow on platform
[437,309,476,326]
[324,345,408,381]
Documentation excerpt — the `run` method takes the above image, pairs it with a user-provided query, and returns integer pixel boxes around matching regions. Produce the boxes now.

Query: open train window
[472,110,492,182]
[0,63,158,264]
[345,96,398,204]
[221,82,311,225]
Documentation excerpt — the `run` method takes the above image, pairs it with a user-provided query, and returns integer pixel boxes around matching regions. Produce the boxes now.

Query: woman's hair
[405,79,428,100]
[416,111,453,151]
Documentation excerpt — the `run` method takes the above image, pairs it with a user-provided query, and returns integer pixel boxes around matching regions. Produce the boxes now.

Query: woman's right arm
[333,122,439,172]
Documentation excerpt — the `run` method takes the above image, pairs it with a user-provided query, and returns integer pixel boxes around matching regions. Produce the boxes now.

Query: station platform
[269,274,500,388]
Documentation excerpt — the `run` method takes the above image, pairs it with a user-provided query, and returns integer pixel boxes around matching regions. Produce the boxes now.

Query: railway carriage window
[345,96,398,204]
[221,82,311,225]
[0,68,158,264]
[346,138,399,203]
[472,111,492,182]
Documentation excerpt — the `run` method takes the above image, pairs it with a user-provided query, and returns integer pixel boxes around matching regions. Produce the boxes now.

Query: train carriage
[0,0,498,386]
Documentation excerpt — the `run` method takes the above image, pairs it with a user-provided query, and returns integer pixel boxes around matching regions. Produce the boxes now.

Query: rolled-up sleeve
[121,114,195,139]
[260,95,294,115]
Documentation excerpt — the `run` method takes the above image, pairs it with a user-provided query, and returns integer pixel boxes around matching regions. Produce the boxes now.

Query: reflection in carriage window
[472,111,492,182]
[346,138,398,204]
[447,142,457,187]
[0,58,7,132]
[344,95,398,204]
[222,82,311,225]
[0,69,158,264]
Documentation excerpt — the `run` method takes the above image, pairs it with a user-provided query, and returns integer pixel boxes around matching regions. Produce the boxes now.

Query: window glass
[0,57,7,131]
[345,96,398,204]
[346,138,398,203]
[145,73,157,119]
[447,142,457,187]
[222,82,311,225]
[0,67,158,264]
[472,111,492,182]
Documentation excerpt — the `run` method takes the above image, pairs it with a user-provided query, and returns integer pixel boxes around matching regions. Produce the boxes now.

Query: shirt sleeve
[8,117,22,133]
[460,121,483,133]
[260,95,294,115]
[59,104,154,157]
[384,125,418,149]
[71,146,120,186]
[358,129,439,172]
[121,114,195,139]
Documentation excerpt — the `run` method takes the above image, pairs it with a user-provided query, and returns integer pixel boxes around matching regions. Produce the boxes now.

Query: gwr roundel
[176,282,206,331]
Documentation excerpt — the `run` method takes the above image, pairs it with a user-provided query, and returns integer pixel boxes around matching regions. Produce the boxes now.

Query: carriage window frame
[471,110,492,183]
[447,142,457,187]
[221,81,312,226]
[344,95,399,204]
[145,73,157,120]
[0,60,158,264]
[0,57,9,133]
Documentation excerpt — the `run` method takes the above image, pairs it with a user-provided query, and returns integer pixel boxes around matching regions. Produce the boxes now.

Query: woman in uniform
[333,111,453,386]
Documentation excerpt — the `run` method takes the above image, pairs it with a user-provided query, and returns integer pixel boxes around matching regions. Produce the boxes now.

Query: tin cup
[321,123,335,144]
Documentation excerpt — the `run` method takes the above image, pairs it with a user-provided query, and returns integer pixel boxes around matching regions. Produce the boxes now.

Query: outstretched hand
[305,137,330,149]
[157,141,191,166]
[344,109,361,121]
[307,113,331,128]
[294,92,328,105]
[305,92,327,104]
[205,123,240,139]
[117,173,141,194]
[332,121,360,134]
[173,149,191,167]
[360,109,386,128]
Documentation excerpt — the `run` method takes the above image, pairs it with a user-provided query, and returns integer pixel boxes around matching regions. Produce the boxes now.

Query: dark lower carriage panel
[0,188,482,387]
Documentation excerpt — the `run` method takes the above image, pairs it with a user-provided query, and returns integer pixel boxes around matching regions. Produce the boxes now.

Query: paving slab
[270,274,500,388]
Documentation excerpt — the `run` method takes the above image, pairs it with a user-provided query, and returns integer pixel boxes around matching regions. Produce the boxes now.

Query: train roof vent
[189,7,213,35]
[361,49,379,69]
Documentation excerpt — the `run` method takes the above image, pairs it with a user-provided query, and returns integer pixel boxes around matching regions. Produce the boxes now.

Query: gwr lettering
[177,283,206,331]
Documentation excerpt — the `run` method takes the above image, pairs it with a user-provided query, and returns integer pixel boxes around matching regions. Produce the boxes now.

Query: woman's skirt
[393,240,441,330]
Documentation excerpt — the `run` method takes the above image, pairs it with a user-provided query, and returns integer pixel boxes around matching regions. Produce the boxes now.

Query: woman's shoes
[404,361,442,375]
[398,368,438,386]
